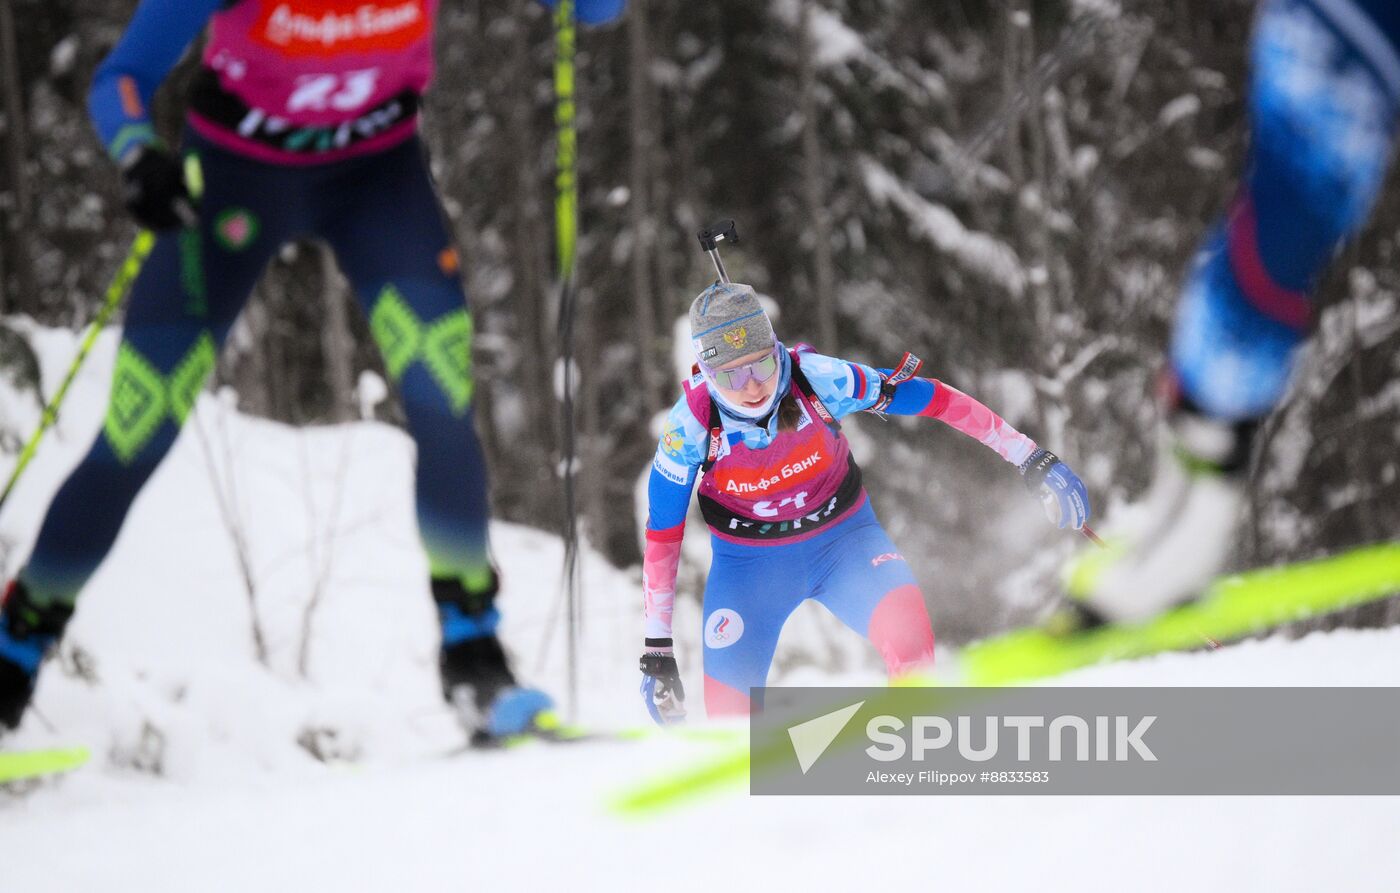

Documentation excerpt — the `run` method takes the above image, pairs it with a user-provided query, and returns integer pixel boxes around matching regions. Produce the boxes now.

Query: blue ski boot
[434,571,554,744]
[0,580,71,731]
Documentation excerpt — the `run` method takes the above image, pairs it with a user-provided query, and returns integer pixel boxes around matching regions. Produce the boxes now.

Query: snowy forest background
[1,0,1397,644]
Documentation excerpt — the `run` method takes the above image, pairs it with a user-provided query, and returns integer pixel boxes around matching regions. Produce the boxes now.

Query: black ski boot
[433,572,552,742]
[0,580,71,731]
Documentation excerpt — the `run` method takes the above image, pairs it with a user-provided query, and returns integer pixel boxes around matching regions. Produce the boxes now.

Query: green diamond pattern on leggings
[103,337,218,464]
[422,309,474,415]
[369,286,475,415]
[168,333,217,424]
[369,285,423,380]
[104,343,169,464]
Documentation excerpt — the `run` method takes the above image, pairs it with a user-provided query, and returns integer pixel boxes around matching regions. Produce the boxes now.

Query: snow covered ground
[2,323,1399,892]
[5,628,1399,893]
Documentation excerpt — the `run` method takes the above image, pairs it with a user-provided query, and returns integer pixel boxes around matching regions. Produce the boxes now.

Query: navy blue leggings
[22,131,493,607]
[701,499,935,715]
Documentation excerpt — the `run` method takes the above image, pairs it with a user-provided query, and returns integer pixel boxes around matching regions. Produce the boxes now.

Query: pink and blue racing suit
[642,346,1039,716]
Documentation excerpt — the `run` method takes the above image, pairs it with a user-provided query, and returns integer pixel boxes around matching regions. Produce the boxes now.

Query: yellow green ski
[0,746,90,785]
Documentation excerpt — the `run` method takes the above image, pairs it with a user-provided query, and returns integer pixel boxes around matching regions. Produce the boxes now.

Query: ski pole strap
[704,425,724,473]
[790,358,839,431]
[701,393,724,474]
[869,352,924,414]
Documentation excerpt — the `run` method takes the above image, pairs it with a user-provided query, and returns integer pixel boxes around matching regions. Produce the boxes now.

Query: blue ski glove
[1019,448,1090,530]
[640,650,686,726]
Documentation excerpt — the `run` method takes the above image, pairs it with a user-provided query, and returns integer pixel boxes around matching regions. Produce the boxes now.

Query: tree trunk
[319,246,356,422]
[576,283,607,544]
[0,0,34,315]
[799,0,837,351]
[627,0,662,413]
[258,270,292,423]
[0,195,6,312]
[1021,4,1048,195]
[999,4,1025,185]
[457,219,501,463]
[651,117,679,332]
[240,284,274,420]
[507,12,556,470]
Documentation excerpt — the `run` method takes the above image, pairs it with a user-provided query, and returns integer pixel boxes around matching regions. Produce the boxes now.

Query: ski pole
[1,154,198,517]
[1081,524,1105,548]
[0,230,155,514]
[698,218,738,285]
[553,0,582,723]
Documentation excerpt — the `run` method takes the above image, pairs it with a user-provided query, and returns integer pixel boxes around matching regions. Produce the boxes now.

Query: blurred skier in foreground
[0,0,623,741]
[1062,0,1400,630]
[638,282,1090,721]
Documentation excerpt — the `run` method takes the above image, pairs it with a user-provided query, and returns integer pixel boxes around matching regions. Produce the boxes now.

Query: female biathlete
[638,282,1091,721]
[0,0,622,740]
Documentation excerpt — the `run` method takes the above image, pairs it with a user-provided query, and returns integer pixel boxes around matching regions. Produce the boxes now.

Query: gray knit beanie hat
[688,282,776,368]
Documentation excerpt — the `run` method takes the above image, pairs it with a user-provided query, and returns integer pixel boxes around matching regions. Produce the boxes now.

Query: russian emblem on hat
[723,327,749,350]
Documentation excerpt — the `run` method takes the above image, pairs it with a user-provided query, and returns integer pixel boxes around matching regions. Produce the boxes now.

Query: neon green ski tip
[0,746,91,784]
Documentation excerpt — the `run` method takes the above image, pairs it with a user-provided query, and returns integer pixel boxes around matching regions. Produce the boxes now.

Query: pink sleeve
[919,380,1037,466]
[642,524,684,647]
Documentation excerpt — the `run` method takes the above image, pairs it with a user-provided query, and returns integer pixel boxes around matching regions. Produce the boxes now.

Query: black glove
[639,650,686,726]
[120,145,196,231]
